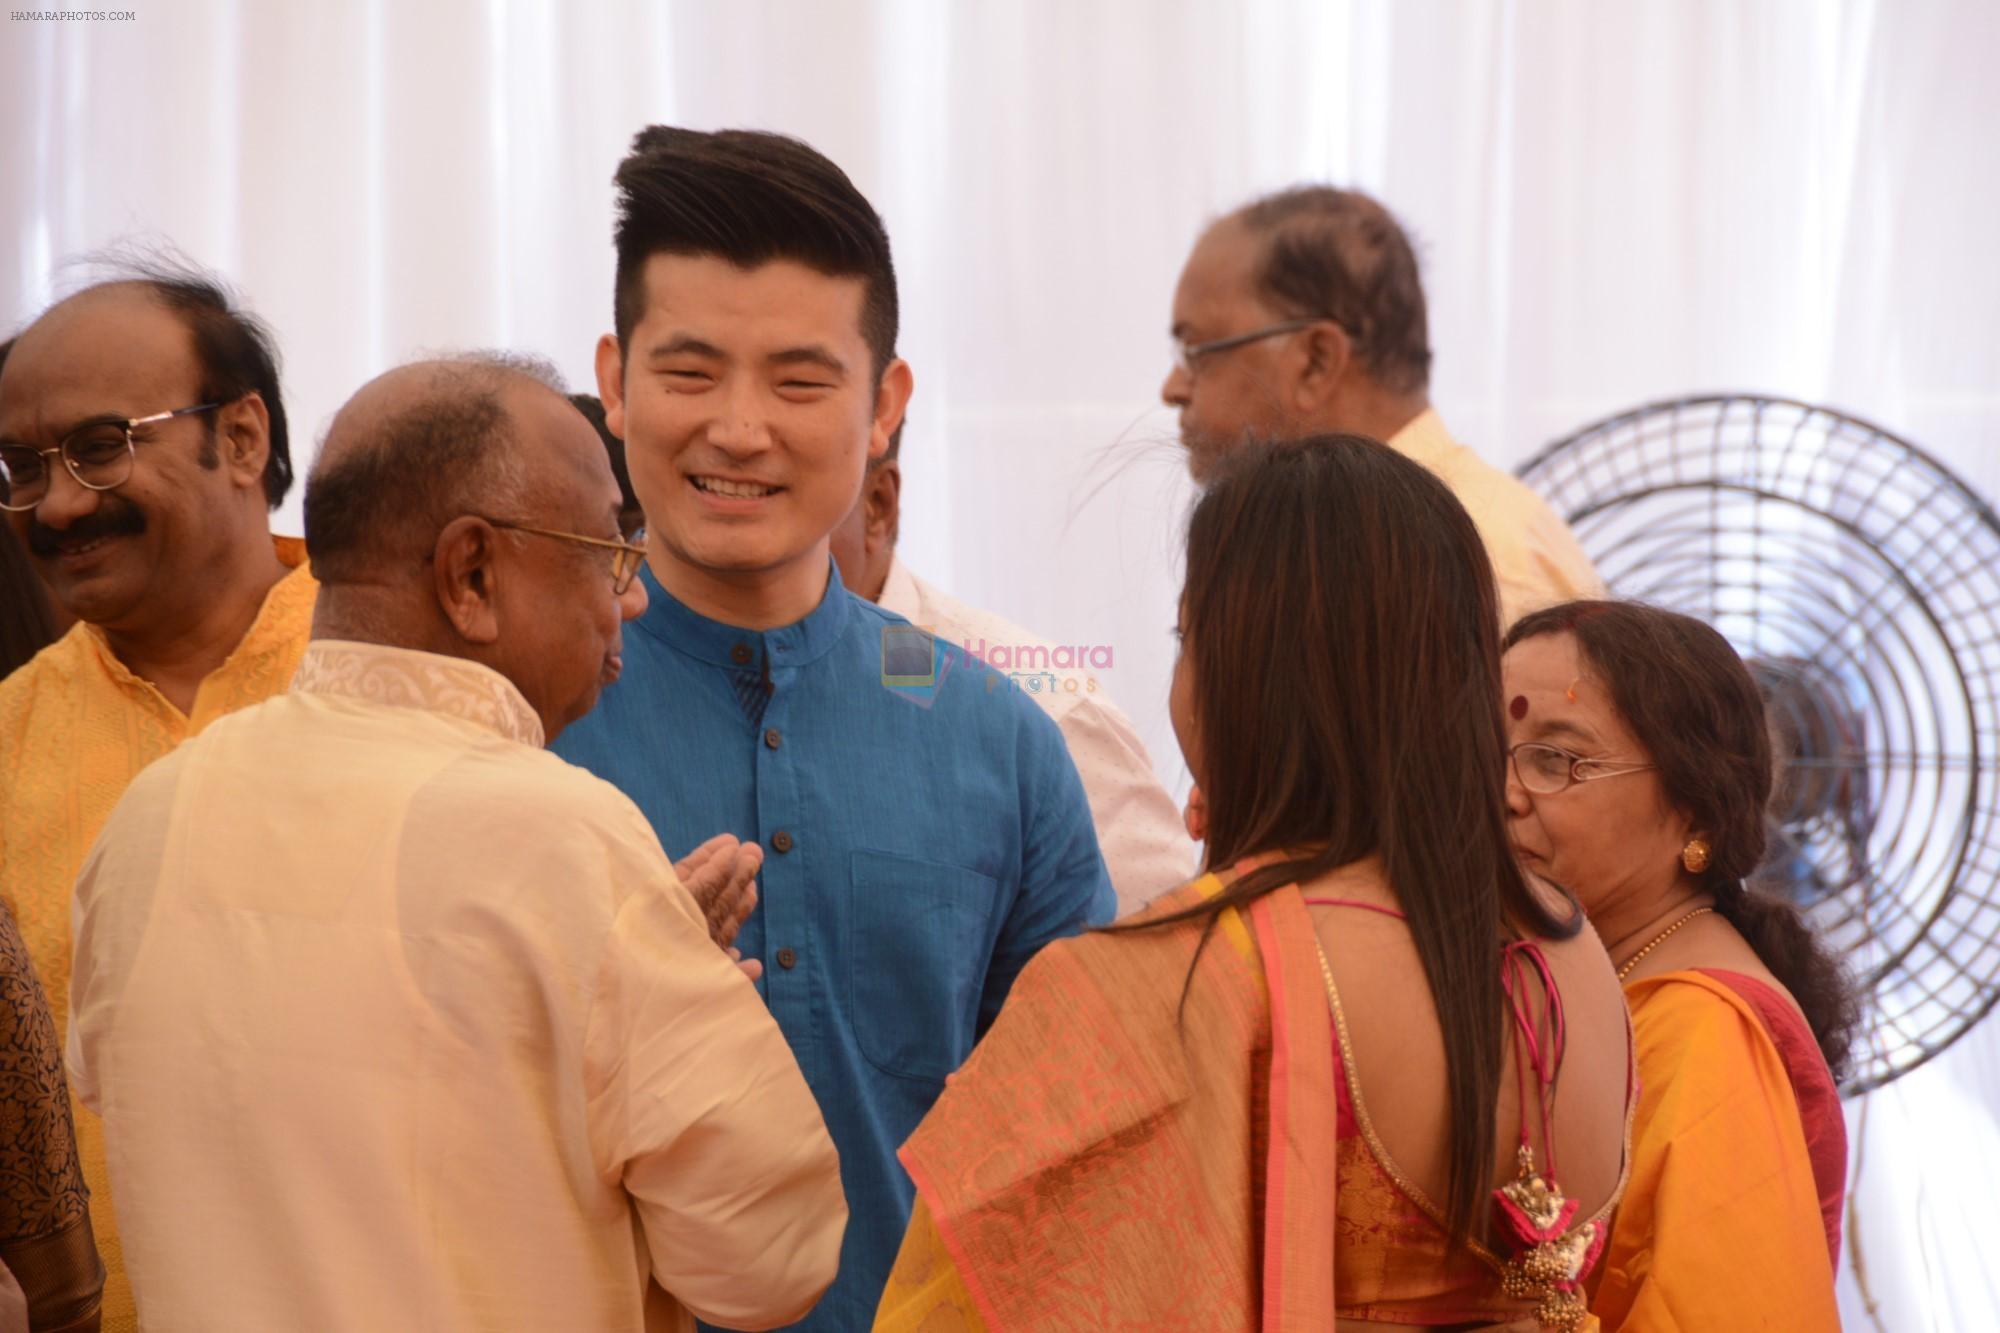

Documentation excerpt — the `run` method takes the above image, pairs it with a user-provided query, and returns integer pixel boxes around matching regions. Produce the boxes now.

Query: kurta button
[764,727,782,749]
[731,642,753,665]
[771,830,794,853]
[776,946,798,969]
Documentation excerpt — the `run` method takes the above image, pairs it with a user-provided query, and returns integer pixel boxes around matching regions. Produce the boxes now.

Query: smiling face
[1502,631,1694,916]
[0,287,269,636]
[598,253,910,624]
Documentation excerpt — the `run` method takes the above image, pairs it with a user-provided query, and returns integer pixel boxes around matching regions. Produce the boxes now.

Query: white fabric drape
[6,3,1998,1327]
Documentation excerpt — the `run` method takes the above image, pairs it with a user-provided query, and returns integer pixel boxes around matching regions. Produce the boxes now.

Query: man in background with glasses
[69,355,846,1331]
[1161,185,1600,628]
[0,266,316,1333]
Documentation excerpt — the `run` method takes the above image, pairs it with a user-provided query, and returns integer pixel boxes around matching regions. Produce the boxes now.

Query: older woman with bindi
[1502,600,1856,1330]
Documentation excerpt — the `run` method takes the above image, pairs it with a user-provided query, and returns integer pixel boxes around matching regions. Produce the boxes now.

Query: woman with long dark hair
[1503,601,1854,1329]
[875,436,1635,1331]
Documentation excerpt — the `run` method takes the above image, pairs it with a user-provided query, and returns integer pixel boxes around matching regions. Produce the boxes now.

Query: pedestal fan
[1518,394,2000,1093]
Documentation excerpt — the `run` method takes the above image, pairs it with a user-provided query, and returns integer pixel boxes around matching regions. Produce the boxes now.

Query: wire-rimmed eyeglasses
[482,518,649,595]
[1171,318,1330,377]
[1508,741,1655,796]
[0,402,222,511]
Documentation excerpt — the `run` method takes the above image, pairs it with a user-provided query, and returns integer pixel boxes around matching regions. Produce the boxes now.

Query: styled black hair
[611,126,899,380]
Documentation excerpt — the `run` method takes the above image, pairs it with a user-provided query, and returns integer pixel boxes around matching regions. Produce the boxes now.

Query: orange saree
[879,872,1336,1329]
[1589,971,1842,1330]
[876,866,1605,1331]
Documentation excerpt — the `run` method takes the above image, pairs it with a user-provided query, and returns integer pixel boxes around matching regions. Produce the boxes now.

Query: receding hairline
[3,280,245,404]
[8,280,205,359]
[1226,184,1404,232]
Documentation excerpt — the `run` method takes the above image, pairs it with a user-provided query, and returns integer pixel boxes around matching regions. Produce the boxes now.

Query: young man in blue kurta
[554,126,1116,1330]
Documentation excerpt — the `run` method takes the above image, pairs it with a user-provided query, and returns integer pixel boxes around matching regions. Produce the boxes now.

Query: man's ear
[865,459,902,552]
[432,516,504,645]
[1293,320,1354,413]
[595,333,628,442]
[868,359,915,461]
[217,392,273,492]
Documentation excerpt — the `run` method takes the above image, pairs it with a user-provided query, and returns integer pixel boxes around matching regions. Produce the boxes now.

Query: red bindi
[1509,695,1529,720]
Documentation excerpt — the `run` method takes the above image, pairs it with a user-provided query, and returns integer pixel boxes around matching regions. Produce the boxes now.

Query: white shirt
[67,640,846,1333]
[879,558,1194,915]
[1388,409,1605,626]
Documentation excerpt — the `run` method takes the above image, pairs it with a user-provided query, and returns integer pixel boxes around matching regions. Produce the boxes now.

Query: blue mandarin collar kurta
[553,560,1115,1330]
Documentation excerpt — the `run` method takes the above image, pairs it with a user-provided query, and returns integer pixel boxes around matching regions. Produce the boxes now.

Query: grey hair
[433,348,568,396]
[1231,186,1433,395]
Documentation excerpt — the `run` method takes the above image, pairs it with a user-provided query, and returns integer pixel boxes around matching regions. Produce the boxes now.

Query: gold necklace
[1615,906,1714,981]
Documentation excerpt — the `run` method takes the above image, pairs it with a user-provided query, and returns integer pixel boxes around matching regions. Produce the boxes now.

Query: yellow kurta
[1387,409,1604,627]
[1592,971,1841,1330]
[0,538,316,1333]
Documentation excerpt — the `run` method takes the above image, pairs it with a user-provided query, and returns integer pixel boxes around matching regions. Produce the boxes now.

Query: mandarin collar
[632,558,852,670]
[292,640,545,748]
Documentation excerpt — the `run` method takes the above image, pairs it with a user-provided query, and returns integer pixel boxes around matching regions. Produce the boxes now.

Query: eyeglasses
[483,518,649,595]
[1508,741,1655,796]
[1171,318,1330,377]
[0,402,222,512]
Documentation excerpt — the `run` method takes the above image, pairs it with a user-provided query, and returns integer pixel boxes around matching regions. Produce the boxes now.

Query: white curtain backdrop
[7,2,1998,1327]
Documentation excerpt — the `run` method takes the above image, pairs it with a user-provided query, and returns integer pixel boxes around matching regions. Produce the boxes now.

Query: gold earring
[1681,838,1712,875]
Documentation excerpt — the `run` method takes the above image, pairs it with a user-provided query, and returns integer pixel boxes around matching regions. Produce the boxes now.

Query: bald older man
[67,357,846,1333]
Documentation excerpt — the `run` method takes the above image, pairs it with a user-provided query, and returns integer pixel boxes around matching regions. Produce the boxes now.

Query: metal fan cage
[1519,394,2000,1093]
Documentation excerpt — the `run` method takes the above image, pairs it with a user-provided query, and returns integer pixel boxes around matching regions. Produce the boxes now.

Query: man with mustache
[0,266,315,1333]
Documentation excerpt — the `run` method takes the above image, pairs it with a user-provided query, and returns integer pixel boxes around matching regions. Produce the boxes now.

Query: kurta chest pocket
[848,850,1003,1083]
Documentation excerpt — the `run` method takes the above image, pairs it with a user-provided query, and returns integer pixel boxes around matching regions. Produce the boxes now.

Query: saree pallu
[877,867,1596,1331]
[1695,968,1848,1267]
[877,874,1335,1330]
[1590,972,1842,1330]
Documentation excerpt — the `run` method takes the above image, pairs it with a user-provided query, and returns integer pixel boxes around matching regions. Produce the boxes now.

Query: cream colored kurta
[879,558,1194,916]
[1388,409,1604,626]
[66,640,846,1333]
